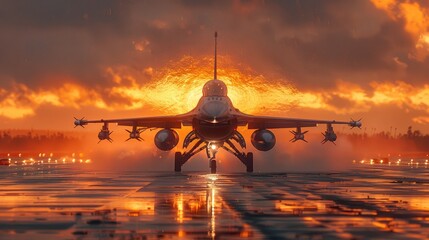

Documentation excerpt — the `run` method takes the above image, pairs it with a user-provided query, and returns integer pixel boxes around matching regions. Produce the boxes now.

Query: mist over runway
[1,162,429,239]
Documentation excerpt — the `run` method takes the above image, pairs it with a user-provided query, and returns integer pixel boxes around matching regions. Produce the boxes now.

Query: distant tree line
[0,130,88,152]
[343,126,429,153]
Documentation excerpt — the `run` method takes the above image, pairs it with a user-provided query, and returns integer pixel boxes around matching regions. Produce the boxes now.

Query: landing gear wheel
[246,152,253,173]
[175,152,182,172]
[210,159,217,174]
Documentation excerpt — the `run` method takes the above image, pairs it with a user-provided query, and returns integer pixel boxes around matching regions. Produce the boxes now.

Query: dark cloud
[0,0,130,29]
[0,0,136,87]
[407,57,429,83]
[0,0,427,90]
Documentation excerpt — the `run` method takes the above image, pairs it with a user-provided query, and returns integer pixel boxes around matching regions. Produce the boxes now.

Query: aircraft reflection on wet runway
[1,164,429,239]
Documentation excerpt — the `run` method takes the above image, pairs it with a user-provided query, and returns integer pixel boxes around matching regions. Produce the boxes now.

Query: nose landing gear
[207,142,220,174]
[210,158,217,174]
[174,131,253,173]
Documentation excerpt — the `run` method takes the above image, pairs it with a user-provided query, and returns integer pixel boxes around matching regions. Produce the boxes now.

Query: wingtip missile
[74,117,87,128]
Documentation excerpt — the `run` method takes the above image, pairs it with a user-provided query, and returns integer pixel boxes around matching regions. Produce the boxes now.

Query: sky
[0,0,428,134]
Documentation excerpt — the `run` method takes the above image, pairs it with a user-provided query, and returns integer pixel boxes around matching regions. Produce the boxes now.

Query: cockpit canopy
[202,79,228,97]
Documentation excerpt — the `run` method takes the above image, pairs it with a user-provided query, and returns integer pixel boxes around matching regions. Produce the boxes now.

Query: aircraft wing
[235,113,361,129]
[74,113,195,129]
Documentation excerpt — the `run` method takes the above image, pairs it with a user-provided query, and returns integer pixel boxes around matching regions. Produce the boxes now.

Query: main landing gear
[174,137,206,172]
[174,152,183,172]
[245,152,253,173]
[174,131,254,173]
[175,152,220,174]
[174,148,253,173]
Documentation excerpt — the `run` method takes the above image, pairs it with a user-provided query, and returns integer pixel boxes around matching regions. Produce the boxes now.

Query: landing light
[211,144,217,150]
[207,174,218,181]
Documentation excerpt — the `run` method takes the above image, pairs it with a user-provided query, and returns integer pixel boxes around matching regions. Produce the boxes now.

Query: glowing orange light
[371,0,429,60]
[178,229,185,237]
[111,56,298,115]
[124,200,155,216]
[175,193,184,223]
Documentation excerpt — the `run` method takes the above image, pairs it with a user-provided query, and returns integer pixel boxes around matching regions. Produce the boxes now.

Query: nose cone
[201,101,229,120]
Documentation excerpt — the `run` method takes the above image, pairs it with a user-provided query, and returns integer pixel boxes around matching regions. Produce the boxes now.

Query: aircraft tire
[210,159,217,174]
[174,152,182,172]
[246,152,253,173]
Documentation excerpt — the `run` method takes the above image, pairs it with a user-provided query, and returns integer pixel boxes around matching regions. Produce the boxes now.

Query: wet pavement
[1,163,429,239]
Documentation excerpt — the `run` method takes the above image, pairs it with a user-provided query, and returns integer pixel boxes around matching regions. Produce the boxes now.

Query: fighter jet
[74,32,362,173]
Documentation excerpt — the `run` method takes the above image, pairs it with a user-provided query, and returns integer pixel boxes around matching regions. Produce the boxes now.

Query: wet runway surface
[1,164,429,239]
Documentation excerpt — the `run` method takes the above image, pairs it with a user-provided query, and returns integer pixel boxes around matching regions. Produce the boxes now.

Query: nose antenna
[214,31,217,80]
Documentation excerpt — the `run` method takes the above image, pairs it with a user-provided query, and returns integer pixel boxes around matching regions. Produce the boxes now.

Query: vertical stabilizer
[214,31,218,80]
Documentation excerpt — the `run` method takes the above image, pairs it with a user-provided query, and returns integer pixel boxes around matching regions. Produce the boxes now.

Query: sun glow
[114,55,299,114]
[1,55,429,125]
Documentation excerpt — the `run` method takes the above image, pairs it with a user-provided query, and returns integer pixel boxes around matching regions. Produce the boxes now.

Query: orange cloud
[0,56,428,127]
[0,83,107,119]
[400,1,428,36]
[132,39,150,52]
[371,0,429,60]
[413,116,429,124]
[371,0,396,14]
[0,56,298,119]
[299,80,429,117]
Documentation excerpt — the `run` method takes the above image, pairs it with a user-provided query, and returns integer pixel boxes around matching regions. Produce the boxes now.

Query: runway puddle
[0,162,429,239]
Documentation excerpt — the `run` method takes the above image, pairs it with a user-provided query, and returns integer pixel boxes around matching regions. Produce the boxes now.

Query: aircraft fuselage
[193,96,237,141]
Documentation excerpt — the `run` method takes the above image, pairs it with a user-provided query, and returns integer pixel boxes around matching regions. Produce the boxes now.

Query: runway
[1,163,429,239]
